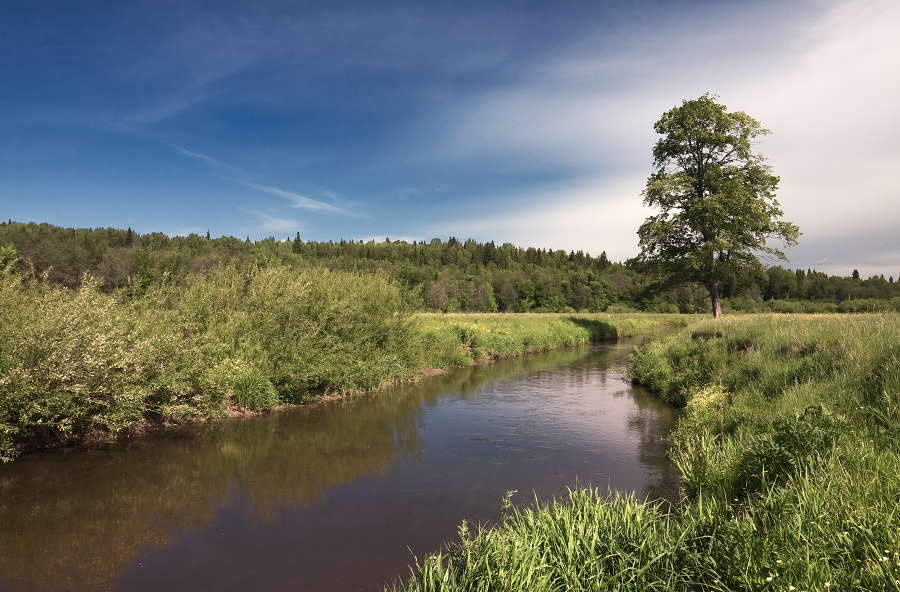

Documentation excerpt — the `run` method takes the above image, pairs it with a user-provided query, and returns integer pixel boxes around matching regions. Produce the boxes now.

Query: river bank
[0,256,687,462]
[393,313,900,591]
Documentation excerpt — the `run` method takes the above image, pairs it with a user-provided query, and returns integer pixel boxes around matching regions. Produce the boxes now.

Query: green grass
[394,314,900,591]
[416,313,687,370]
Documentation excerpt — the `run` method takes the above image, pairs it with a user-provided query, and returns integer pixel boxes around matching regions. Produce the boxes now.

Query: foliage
[0,270,220,461]
[175,265,423,401]
[637,94,800,317]
[0,262,424,461]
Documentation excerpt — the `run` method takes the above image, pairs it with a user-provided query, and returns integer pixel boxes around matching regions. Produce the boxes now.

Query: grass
[416,312,687,370]
[393,313,900,591]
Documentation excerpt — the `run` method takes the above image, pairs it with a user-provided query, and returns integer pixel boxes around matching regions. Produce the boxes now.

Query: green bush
[0,262,423,460]
[175,264,423,400]
[0,269,223,461]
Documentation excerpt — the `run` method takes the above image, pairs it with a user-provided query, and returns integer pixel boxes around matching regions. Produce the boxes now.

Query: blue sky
[2,0,898,277]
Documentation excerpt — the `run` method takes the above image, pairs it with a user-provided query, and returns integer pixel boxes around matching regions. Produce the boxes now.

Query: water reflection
[0,341,679,592]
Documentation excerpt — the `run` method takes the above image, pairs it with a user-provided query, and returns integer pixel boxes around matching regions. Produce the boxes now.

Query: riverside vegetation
[0,249,678,462]
[394,313,900,591]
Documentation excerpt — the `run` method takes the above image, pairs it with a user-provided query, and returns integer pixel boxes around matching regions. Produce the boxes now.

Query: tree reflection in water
[0,342,679,592]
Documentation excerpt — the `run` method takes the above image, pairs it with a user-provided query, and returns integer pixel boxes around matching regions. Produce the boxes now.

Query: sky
[1,0,898,278]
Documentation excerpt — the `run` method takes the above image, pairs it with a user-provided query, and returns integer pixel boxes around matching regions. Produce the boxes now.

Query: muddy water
[0,340,680,592]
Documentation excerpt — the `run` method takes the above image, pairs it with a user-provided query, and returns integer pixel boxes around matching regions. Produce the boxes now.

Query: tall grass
[391,488,706,592]
[395,314,900,591]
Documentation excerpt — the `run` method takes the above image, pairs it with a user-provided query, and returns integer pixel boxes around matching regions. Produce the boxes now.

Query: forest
[2,220,898,315]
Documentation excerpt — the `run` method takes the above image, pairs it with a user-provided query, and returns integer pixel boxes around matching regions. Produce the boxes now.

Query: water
[0,340,680,592]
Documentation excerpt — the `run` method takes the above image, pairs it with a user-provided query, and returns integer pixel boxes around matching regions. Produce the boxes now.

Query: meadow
[394,313,900,591]
[416,312,683,369]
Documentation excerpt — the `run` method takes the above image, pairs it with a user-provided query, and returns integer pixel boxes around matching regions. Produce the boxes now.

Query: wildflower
[776,559,782,564]
[766,576,773,581]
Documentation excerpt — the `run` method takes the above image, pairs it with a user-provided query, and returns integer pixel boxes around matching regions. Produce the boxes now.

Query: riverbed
[0,339,679,592]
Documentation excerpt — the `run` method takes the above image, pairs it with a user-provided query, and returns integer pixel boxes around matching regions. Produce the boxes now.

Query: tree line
[2,220,899,313]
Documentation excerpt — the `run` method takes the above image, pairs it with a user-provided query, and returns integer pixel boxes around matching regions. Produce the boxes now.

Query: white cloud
[416,0,899,276]
[243,182,357,216]
[434,176,648,262]
[359,235,421,244]
[722,0,900,275]
[170,144,222,166]
[165,226,205,238]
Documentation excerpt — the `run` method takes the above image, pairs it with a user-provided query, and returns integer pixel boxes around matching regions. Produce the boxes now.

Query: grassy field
[393,313,900,591]
[416,312,687,369]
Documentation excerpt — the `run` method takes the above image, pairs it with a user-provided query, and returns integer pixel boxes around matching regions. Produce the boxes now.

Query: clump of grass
[391,488,708,592]
[232,369,279,411]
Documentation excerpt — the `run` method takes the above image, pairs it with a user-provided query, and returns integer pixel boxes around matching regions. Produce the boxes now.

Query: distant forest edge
[2,220,899,314]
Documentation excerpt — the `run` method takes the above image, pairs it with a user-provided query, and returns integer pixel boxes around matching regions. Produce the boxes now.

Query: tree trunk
[708,281,723,318]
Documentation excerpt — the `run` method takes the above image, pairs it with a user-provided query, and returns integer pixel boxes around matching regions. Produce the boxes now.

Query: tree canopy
[637,94,800,317]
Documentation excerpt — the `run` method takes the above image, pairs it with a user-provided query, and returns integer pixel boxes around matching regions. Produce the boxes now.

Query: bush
[175,264,423,401]
[0,271,223,461]
[0,262,422,460]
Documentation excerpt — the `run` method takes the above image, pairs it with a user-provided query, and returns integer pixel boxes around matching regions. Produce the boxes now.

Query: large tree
[637,94,800,317]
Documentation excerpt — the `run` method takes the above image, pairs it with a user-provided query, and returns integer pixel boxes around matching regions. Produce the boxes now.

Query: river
[0,339,680,592]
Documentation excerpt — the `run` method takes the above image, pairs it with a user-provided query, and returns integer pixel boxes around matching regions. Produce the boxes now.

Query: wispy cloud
[251,210,300,234]
[167,144,359,221]
[242,182,358,216]
[170,143,223,167]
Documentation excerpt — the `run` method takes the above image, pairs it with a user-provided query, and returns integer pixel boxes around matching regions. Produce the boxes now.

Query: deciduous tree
[637,94,800,317]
